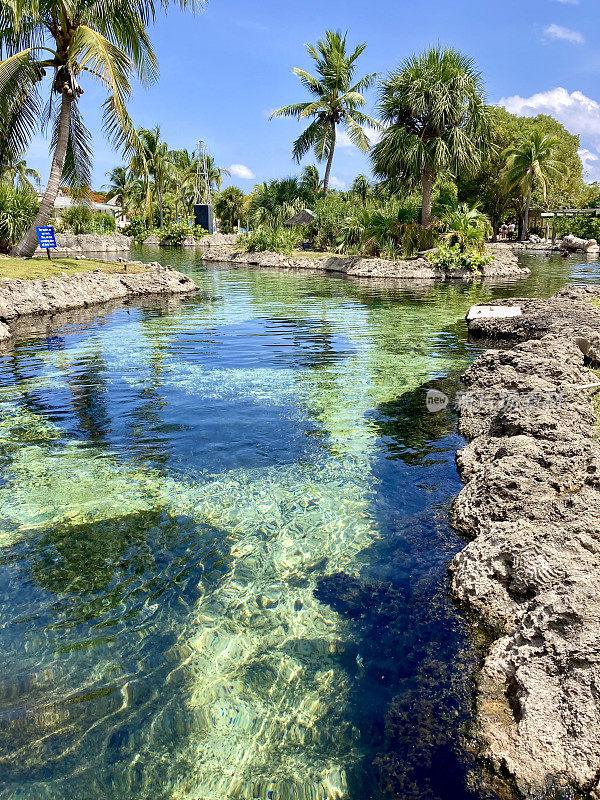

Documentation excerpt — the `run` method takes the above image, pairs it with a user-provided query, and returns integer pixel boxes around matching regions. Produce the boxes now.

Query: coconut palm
[271,30,379,197]
[371,46,491,227]
[300,165,322,202]
[503,130,567,240]
[214,186,245,233]
[1,0,201,257]
[1,150,40,189]
[103,166,130,208]
[131,127,175,227]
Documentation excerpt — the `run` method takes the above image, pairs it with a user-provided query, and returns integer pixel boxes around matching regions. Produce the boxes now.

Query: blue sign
[36,226,56,249]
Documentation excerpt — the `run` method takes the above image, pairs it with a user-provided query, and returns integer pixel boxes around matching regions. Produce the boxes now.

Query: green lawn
[0,257,148,281]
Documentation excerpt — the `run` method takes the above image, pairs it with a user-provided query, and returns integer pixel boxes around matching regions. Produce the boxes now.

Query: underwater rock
[451,299,600,798]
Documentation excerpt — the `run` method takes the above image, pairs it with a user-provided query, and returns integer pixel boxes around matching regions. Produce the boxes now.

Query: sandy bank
[451,285,600,797]
[0,262,197,343]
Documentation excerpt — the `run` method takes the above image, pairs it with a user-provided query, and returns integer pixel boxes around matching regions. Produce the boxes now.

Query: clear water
[0,249,598,800]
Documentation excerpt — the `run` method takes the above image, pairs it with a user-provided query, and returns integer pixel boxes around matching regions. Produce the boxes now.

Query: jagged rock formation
[452,290,600,797]
[33,232,132,256]
[197,239,529,281]
[0,262,197,343]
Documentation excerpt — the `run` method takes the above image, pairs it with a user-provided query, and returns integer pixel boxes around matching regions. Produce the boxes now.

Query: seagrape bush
[0,183,39,251]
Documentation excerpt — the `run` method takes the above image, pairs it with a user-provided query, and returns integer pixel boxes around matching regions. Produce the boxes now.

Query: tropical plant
[240,225,300,255]
[503,130,568,240]
[440,203,491,253]
[0,181,39,250]
[103,166,131,208]
[299,165,322,203]
[214,186,245,232]
[1,0,201,257]
[91,211,116,234]
[248,178,310,227]
[271,30,379,196]
[371,46,491,226]
[59,204,93,233]
[131,127,176,227]
[351,173,371,205]
[1,150,40,189]
[426,243,492,271]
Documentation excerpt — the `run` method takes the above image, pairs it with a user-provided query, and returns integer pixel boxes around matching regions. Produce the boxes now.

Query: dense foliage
[55,206,116,234]
[0,182,39,251]
[240,226,300,255]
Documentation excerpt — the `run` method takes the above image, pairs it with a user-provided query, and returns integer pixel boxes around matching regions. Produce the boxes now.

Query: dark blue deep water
[0,250,597,800]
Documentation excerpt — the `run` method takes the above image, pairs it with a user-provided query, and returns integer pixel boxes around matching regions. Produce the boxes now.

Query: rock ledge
[452,285,600,797]
[0,262,197,343]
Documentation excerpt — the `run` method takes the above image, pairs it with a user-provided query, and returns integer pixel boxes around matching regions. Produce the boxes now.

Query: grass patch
[0,257,148,281]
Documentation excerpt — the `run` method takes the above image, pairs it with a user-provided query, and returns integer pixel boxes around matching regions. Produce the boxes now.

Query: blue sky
[26,0,600,190]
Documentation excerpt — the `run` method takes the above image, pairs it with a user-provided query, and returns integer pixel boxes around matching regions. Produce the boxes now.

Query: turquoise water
[0,250,597,800]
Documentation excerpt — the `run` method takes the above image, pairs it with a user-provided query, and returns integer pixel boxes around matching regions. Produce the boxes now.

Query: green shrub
[59,205,93,234]
[426,244,492,271]
[91,212,116,234]
[123,216,154,242]
[554,216,600,241]
[0,182,39,251]
[240,226,300,255]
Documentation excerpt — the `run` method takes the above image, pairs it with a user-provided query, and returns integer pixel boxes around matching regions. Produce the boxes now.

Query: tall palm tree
[1,0,201,257]
[214,186,244,233]
[371,46,491,227]
[204,154,230,193]
[503,130,567,241]
[1,150,40,189]
[271,30,379,197]
[131,127,174,227]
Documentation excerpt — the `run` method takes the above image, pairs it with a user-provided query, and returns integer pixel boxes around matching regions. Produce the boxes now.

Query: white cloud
[229,163,255,180]
[498,87,600,180]
[543,23,584,44]
[329,176,346,189]
[552,0,579,4]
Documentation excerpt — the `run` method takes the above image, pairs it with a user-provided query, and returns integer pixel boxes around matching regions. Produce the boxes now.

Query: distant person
[508,222,516,241]
[500,223,507,240]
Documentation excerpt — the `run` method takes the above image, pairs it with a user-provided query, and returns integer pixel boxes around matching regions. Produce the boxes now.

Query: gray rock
[451,304,600,797]
[0,263,197,343]
[33,233,132,256]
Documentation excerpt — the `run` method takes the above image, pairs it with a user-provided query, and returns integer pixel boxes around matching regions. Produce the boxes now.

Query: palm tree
[131,127,175,227]
[351,173,371,205]
[103,166,130,208]
[371,46,491,227]
[1,150,40,190]
[441,203,492,253]
[300,165,322,203]
[503,130,567,241]
[1,0,200,257]
[271,30,379,197]
[214,186,244,233]
[204,154,230,193]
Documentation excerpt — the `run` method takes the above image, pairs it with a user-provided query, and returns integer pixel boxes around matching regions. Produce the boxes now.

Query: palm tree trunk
[421,165,435,227]
[11,92,73,257]
[322,121,336,198]
[157,183,164,228]
[521,189,532,242]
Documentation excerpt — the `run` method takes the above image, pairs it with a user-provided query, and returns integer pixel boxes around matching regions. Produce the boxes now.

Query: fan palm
[441,203,492,253]
[351,173,371,205]
[371,46,491,227]
[271,30,379,197]
[0,0,201,256]
[503,130,567,240]
[1,150,40,189]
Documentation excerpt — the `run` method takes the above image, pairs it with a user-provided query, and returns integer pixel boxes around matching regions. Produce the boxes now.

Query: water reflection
[0,251,597,800]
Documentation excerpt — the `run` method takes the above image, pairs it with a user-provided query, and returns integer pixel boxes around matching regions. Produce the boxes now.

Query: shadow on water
[0,506,231,798]
[315,374,500,800]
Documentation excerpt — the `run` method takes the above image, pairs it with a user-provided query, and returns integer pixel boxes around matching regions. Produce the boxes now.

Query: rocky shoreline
[33,232,133,257]
[196,237,529,281]
[0,262,197,343]
[450,285,600,797]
